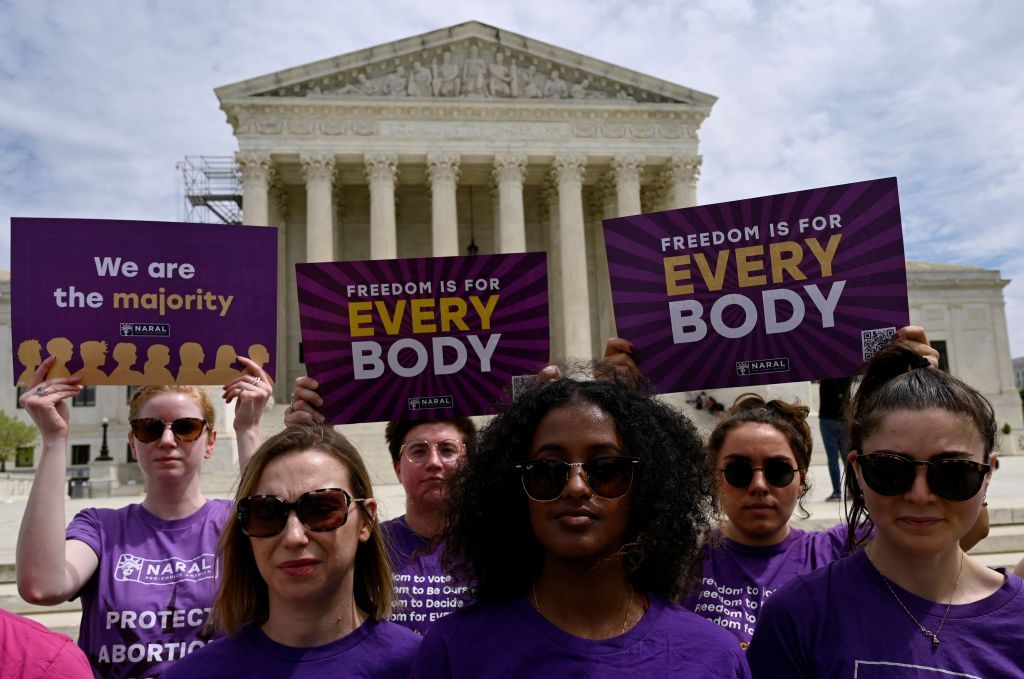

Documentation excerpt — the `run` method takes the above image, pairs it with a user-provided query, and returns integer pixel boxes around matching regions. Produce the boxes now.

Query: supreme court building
[216,21,712,394]
[212,20,1022,454]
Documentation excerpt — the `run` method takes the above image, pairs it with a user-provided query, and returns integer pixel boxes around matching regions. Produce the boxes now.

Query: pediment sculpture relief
[260,43,683,103]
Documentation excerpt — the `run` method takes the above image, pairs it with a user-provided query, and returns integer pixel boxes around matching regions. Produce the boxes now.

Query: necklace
[866,545,964,649]
[532,581,635,636]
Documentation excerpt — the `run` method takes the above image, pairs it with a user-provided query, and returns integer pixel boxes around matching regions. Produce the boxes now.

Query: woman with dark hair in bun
[410,366,749,678]
[746,339,1024,677]
[683,393,853,651]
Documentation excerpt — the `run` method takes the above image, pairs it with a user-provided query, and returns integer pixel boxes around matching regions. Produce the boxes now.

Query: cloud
[1,0,1022,355]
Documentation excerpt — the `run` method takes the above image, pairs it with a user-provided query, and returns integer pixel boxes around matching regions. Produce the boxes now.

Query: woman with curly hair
[409,368,749,678]
[746,341,1024,677]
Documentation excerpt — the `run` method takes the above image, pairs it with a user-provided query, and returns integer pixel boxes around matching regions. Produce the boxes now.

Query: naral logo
[736,357,791,376]
[408,395,454,411]
[115,553,216,585]
[120,322,170,337]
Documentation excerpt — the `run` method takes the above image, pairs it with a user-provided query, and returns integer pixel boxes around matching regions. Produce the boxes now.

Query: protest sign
[603,177,909,393]
[12,218,277,385]
[296,252,549,424]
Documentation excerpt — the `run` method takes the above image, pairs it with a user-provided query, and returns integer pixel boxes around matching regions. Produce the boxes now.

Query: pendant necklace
[866,545,964,649]
[532,581,635,636]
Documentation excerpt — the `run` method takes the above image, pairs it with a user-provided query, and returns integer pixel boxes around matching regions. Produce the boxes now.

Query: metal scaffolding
[178,156,242,224]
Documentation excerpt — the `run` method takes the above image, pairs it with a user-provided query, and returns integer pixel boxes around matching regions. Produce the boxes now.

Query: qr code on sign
[861,327,897,361]
[511,374,538,399]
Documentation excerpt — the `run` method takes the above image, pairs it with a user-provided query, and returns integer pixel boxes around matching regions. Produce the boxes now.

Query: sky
[2,1,1022,355]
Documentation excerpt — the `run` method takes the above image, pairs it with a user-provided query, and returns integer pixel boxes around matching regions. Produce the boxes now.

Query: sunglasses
[130,417,207,443]
[856,451,990,502]
[400,439,464,465]
[720,458,800,489]
[512,457,641,502]
[237,488,366,538]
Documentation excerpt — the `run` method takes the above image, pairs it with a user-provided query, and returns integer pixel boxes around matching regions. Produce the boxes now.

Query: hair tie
[910,355,931,370]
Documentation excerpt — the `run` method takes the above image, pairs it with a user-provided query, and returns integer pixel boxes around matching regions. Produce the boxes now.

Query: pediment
[216,21,715,107]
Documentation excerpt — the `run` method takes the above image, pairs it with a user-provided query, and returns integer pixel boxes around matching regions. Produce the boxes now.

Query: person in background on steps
[818,376,851,502]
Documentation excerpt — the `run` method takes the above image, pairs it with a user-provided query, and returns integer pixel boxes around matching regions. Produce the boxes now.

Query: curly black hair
[442,364,714,603]
[844,340,997,550]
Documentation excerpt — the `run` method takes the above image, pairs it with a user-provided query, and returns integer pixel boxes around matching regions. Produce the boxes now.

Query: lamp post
[97,417,112,461]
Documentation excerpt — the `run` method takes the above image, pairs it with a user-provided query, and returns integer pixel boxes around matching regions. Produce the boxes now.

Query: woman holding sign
[164,426,419,678]
[409,368,750,677]
[16,355,272,679]
[683,393,857,649]
[746,341,1024,677]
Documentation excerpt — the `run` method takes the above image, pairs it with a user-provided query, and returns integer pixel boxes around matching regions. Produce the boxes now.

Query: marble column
[588,179,617,352]
[552,154,592,359]
[237,152,273,227]
[268,181,289,400]
[663,155,702,209]
[365,152,399,260]
[300,152,336,262]
[427,153,460,257]
[611,155,644,217]
[542,183,563,363]
[493,153,528,253]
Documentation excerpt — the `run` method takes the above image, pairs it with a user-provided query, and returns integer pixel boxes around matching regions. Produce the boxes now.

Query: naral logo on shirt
[735,358,791,376]
[407,395,454,411]
[120,322,170,337]
[115,553,216,585]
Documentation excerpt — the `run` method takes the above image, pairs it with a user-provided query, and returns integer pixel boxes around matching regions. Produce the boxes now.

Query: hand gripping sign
[296,252,549,424]
[602,178,909,393]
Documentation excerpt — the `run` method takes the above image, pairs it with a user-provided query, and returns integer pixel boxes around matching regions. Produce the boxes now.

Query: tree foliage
[0,410,38,472]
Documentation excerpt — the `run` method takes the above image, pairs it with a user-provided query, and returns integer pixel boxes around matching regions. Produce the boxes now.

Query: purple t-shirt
[65,499,230,679]
[381,515,469,634]
[162,618,420,679]
[409,594,751,678]
[747,549,1024,678]
[683,524,849,649]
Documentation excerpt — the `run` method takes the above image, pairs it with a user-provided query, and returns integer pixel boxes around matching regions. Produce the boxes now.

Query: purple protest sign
[296,252,549,424]
[11,218,277,386]
[603,178,909,393]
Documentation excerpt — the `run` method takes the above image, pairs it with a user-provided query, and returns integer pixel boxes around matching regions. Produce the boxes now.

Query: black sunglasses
[856,451,990,502]
[720,458,800,489]
[130,417,207,443]
[237,488,365,538]
[512,457,641,502]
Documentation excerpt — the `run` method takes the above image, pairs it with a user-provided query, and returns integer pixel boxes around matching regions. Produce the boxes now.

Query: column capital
[611,154,645,184]
[300,152,336,184]
[236,151,275,185]
[663,154,702,187]
[551,153,587,185]
[426,152,461,186]
[492,152,528,185]
[364,152,399,184]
